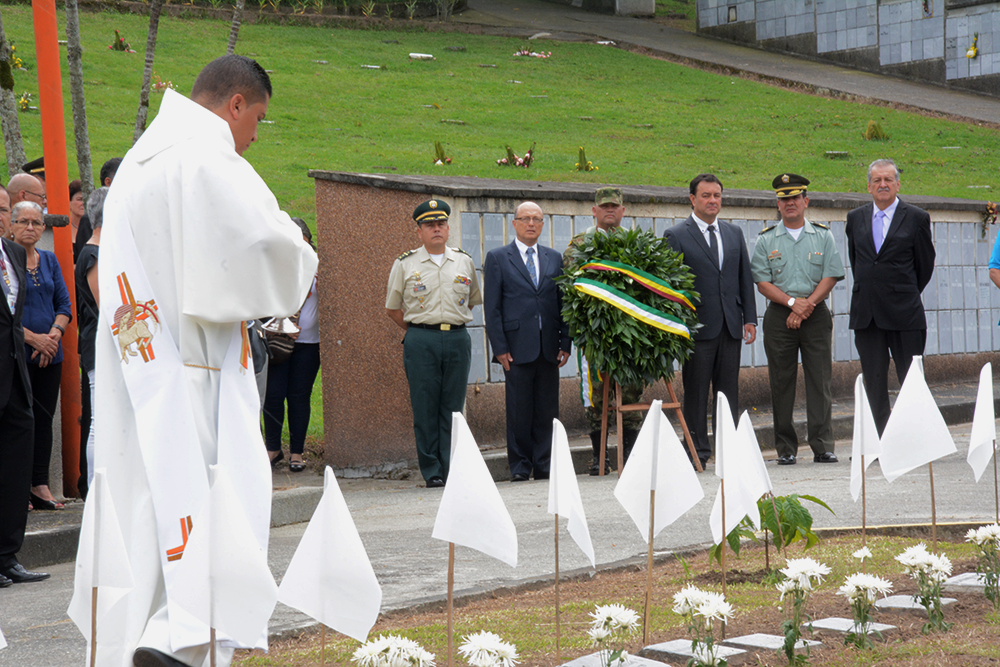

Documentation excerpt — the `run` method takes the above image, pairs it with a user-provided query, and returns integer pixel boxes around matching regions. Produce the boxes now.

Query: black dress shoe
[426,476,445,488]
[133,647,196,667]
[510,473,529,482]
[814,452,839,463]
[777,455,797,466]
[0,562,51,583]
[0,573,12,588]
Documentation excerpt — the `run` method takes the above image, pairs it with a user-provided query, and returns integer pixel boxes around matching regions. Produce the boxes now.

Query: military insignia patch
[112,272,161,364]
[429,200,438,209]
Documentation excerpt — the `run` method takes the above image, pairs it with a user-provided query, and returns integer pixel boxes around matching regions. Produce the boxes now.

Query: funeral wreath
[558,227,700,388]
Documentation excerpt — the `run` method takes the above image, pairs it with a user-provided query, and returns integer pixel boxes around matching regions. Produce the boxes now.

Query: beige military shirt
[385,245,482,325]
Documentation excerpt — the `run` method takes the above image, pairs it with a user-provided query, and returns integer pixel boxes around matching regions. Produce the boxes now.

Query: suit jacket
[0,238,30,409]
[663,216,757,341]
[845,200,935,331]
[484,241,571,365]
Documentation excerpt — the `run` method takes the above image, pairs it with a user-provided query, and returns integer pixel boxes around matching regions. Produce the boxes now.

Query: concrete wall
[312,171,999,473]
[696,0,1000,97]
[545,0,655,17]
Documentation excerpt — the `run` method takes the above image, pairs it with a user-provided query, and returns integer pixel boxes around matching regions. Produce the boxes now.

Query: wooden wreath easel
[597,376,703,475]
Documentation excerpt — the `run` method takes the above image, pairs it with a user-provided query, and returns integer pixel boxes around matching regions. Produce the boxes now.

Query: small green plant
[293,0,309,13]
[862,120,890,141]
[776,558,830,665]
[405,0,418,18]
[207,0,224,9]
[966,524,1000,610]
[361,0,376,17]
[708,516,757,566]
[312,0,325,13]
[575,146,598,171]
[432,141,452,165]
[838,572,893,649]
[896,543,953,634]
[267,0,283,12]
[673,587,733,667]
[760,494,835,551]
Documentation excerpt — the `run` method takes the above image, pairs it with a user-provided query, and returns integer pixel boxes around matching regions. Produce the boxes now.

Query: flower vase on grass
[588,603,640,667]
[837,573,893,648]
[965,524,1000,611]
[895,543,953,633]
[672,587,733,667]
[775,558,830,665]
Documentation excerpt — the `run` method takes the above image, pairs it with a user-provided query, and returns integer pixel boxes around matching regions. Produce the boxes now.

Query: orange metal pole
[32,0,82,498]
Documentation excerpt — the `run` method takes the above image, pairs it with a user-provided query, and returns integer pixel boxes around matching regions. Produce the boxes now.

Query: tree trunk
[0,7,27,176]
[133,0,165,144]
[227,0,246,55]
[64,0,93,198]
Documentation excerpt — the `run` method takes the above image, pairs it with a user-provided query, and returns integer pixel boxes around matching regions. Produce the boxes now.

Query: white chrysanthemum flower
[896,543,933,572]
[838,572,893,604]
[775,578,798,601]
[590,603,640,632]
[968,524,1000,547]
[780,557,831,591]
[672,585,710,616]
[852,546,873,562]
[618,650,630,665]
[588,625,611,642]
[695,591,733,623]
[354,634,436,667]
[966,528,981,544]
[459,631,518,667]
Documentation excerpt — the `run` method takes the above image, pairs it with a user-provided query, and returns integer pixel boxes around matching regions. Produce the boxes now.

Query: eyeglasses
[514,216,544,224]
[13,219,45,228]
[24,190,47,202]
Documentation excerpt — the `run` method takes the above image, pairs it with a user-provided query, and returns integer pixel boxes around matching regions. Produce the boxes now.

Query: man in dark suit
[485,201,571,481]
[0,187,50,586]
[664,174,757,469]
[846,158,935,434]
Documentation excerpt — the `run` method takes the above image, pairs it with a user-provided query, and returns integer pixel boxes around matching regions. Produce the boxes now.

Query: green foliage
[558,227,700,388]
[708,516,757,566]
[863,120,890,141]
[760,494,835,551]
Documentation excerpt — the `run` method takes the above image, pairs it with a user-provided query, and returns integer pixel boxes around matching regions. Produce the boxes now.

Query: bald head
[0,187,10,237]
[8,173,44,206]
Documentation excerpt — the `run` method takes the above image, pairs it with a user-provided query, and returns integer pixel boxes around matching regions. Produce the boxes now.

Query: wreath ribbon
[580,260,695,310]
[573,277,691,339]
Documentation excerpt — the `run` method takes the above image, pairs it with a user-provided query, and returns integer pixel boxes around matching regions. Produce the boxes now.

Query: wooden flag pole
[554,514,561,664]
[599,380,611,476]
[210,628,216,667]
[719,479,727,640]
[643,490,656,646]
[616,382,626,474]
[90,587,98,667]
[928,462,938,552]
[447,543,455,667]
[321,624,326,666]
[993,442,999,524]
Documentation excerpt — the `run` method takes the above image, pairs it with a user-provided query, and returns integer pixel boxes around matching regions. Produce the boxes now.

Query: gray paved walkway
[456,0,1000,126]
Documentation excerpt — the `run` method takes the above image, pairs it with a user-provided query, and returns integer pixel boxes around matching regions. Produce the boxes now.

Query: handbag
[264,312,299,366]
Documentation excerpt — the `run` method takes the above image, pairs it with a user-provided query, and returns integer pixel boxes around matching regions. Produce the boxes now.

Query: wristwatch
[787,297,796,308]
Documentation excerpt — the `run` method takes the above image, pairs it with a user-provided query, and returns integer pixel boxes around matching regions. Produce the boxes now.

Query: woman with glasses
[9,201,72,510]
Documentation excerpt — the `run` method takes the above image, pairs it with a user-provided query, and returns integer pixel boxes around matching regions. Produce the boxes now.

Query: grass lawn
[5,3,999,237]
[232,534,1000,666]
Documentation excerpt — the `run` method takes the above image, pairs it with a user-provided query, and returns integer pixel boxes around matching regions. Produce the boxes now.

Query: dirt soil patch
[237,535,1000,666]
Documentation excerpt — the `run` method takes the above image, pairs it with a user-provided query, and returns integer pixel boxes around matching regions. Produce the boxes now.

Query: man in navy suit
[484,202,571,481]
[664,174,757,469]
[846,159,935,434]
[0,187,49,586]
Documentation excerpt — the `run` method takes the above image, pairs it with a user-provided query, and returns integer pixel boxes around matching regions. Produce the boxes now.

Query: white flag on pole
[547,419,595,568]
[67,468,135,641]
[968,363,997,483]
[850,374,882,501]
[278,467,382,642]
[879,357,957,483]
[432,413,518,567]
[171,466,278,648]
[0,623,6,650]
[615,400,704,541]
[709,395,768,544]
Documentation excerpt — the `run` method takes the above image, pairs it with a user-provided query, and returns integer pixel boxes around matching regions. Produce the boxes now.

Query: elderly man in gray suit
[664,173,757,469]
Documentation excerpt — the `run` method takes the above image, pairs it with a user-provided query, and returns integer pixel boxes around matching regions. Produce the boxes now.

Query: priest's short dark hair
[191,55,272,108]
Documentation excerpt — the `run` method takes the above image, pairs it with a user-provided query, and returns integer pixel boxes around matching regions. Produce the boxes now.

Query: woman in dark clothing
[9,201,72,510]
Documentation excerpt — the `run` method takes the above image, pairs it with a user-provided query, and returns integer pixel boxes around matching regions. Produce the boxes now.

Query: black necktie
[707,225,720,269]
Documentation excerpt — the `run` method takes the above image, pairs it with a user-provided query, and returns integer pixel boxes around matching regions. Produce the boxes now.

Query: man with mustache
[846,159,935,434]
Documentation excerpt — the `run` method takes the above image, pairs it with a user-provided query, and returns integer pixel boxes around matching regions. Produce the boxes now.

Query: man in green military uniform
[751,174,845,465]
[564,187,644,474]
[386,199,482,487]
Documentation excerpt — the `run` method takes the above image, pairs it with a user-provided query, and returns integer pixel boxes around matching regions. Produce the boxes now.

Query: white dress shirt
[514,237,539,280]
[692,213,724,268]
[872,197,900,247]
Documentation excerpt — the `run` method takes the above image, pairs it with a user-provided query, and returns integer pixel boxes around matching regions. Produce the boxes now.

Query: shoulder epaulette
[761,225,777,234]
[397,249,416,261]
[453,247,472,257]
[812,222,830,229]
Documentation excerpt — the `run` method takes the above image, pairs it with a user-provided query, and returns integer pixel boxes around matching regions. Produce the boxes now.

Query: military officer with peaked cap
[751,173,845,465]
[386,198,482,488]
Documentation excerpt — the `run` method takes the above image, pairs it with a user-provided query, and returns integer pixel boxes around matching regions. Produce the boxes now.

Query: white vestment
[87,88,317,667]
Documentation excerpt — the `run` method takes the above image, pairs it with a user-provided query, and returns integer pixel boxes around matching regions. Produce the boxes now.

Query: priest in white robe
[84,56,317,667]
